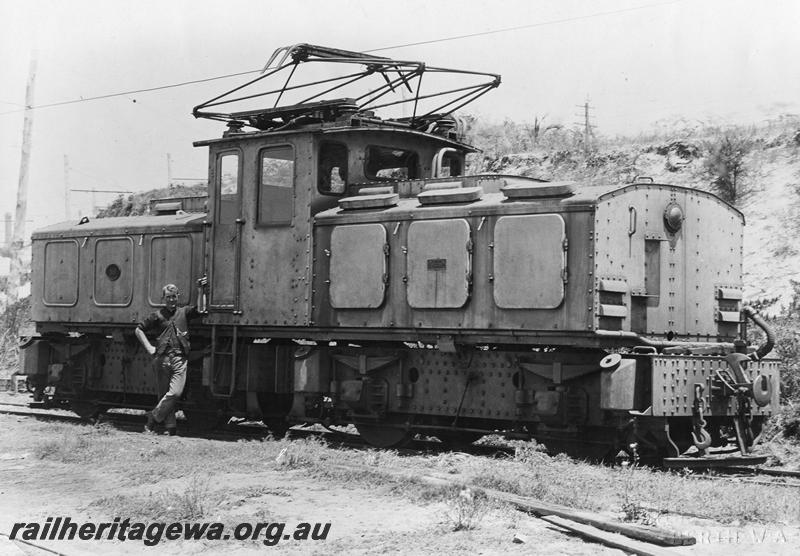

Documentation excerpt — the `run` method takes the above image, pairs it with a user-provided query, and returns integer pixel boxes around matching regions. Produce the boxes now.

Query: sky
[1,0,799,238]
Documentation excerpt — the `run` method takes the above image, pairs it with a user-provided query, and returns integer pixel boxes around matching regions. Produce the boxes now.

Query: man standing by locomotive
[135,280,206,435]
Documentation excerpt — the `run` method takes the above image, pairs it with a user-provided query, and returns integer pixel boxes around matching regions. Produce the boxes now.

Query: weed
[177,474,213,519]
[93,473,215,521]
[273,437,329,469]
[33,430,110,463]
[620,499,661,526]
[444,485,489,531]
[763,402,800,440]
[510,440,550,465]
[407,484,452,504]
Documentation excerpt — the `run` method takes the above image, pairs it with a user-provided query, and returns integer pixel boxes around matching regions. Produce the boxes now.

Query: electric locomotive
[22,44,779,463]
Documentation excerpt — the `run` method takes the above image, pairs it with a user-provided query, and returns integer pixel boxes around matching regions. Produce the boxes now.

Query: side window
[318,143,348,195]
[365,146,419,181]
[258,145,294,226]
[217,153,239,222]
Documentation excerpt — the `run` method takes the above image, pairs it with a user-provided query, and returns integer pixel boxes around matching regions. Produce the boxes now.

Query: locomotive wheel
[183,409,222,432]
[355,424,412,448]
[436,432,484,451]
[265,418,290,438]
[70,401,102,423]
[257,393,293,438]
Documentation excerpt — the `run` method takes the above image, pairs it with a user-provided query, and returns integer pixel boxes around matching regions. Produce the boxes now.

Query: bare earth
[0,403,798,555]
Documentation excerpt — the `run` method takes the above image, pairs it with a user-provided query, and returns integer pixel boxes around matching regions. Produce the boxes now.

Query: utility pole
[1,213,11,257]
[64,154,70,221]
[8,53,37,304]
[166,153,173,188]
[574,97,595,156]
[4,213,11,246]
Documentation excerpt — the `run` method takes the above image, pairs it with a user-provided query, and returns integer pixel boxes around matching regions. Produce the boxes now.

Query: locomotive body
[22,44,779,462]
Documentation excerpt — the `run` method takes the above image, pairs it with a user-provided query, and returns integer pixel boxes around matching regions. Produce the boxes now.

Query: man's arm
[135,326,156,356]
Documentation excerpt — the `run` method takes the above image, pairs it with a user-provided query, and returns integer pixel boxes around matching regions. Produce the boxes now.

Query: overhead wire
[365,0,681,53]
[0,69,260,116]
[0,0,680,117]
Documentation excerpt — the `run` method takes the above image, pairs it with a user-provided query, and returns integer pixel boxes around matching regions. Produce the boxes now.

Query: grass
[33,426,114,463]
[14,416,800,528]
[93,474,216,521]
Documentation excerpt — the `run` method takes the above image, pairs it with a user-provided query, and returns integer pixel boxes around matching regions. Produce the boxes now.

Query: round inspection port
[105,264,121,281]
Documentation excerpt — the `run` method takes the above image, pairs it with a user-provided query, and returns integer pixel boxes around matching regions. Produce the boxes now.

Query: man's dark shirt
[137,305,200,356]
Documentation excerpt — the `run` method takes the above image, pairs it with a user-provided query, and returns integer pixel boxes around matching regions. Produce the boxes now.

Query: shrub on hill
[96,184,207,218]
[701,129,756,205]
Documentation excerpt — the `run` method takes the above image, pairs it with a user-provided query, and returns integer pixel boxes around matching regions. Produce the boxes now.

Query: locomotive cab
[195,111,476,321]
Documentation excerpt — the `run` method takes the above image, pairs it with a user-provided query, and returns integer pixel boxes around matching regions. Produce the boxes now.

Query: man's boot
[144,411,158,433]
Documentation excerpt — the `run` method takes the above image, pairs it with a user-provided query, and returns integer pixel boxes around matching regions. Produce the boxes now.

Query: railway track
[3,400,798,486]
[678,466,800,489]
[0,400,508,457]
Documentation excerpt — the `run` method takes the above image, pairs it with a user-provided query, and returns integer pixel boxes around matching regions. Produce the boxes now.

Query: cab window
[217,153,239,223]
[258,145,294,226]
[318,142,348,195]
[365,146,419,181]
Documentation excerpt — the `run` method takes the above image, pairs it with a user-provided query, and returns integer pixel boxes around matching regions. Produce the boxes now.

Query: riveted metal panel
[43,240,79,307]
[493,214,565,309]
[148,235,194,306]
[594,185,743,339]
[93,341,159,395]
[316,199,595,338]
[651,356,779,416]
[205,135,315,327]
[330,224,387,308]
[407,219,470,309]
[31,217,204,327]
[404,349,518,420]
[94,237,134,307]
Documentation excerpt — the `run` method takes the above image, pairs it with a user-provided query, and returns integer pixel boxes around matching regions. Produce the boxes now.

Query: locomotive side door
[208,150,242,310]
